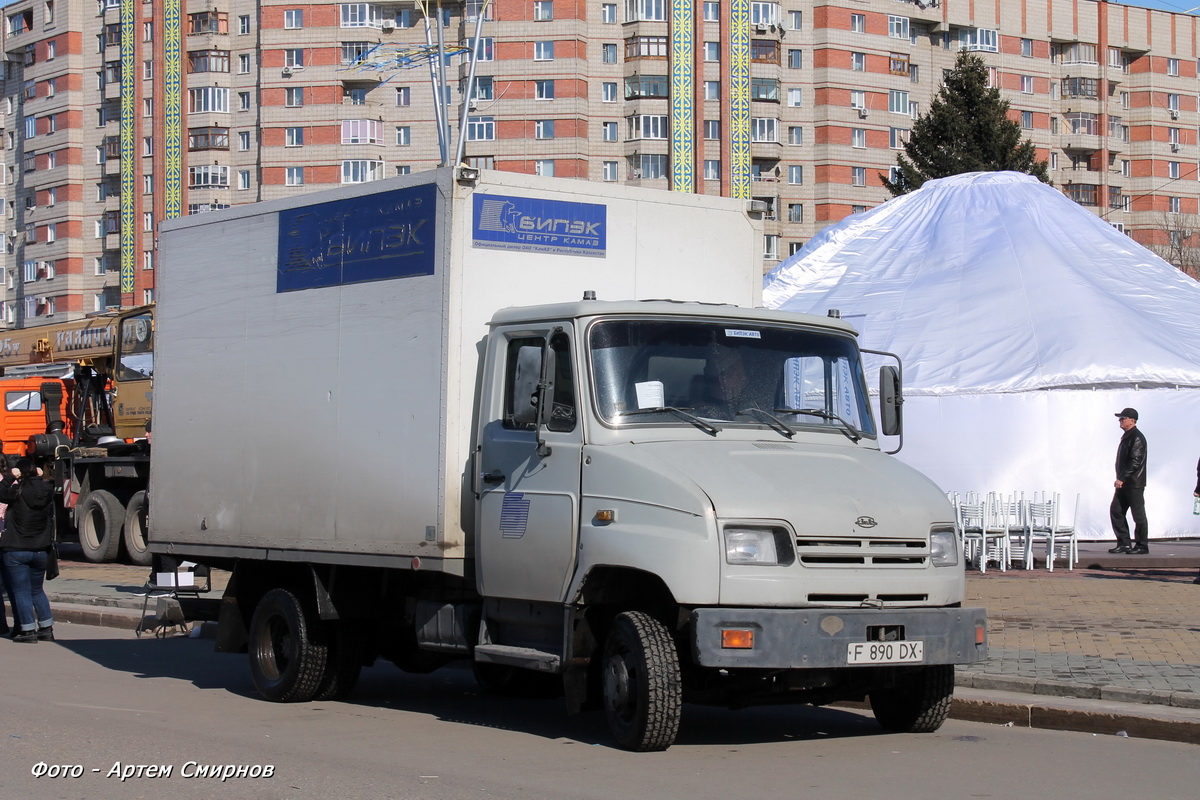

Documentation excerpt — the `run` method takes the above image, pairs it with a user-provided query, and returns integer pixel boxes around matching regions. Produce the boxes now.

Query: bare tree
[1145,213,1200,279]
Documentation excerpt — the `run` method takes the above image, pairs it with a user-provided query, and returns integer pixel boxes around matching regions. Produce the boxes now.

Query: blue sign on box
[473,193,606,258]
[277,183,438,292]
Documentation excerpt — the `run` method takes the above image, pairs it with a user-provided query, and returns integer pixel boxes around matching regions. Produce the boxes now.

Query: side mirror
[879,365,902,437]
[511,346,542,426]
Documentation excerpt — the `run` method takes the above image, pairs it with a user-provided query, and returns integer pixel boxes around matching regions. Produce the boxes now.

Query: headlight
[930,528,958,567]
[724,527,780,565]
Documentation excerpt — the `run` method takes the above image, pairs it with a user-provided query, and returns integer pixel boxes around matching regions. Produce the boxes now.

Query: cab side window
[502,333,576,432]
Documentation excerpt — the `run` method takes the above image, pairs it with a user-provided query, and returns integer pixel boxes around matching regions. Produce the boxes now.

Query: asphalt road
[3,624,1198,800]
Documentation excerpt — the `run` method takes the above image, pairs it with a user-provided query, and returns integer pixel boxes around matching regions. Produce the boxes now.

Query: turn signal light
[975,624,986,646]
[721,629,754,649]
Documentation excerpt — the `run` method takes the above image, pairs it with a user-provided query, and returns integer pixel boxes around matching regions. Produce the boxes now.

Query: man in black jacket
[1109,408,1149,555]
[0,457,56,641]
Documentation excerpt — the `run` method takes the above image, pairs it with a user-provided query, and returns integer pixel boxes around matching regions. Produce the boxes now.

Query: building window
[751,117,777,143]
[342,41,371,65]
[887,16,908,39]
[852,166,866,186]
[238,53,251,73]
[286,127,304,147]
[626,0,666,22]
[786,87,802,107]
[534,41,554,61]
[341,3,382,28]
[850,90,865,110]
[534,1,553,21]
[703,41,720,61]
[851,52,865,71]
[238,15,250,34]
[396,126,411,145]
[958,28,998,53]
[341,119,381,144]
[787,203,803,223]
[1170,196,1181,214]
[603,82,617,102]
[703,2,719,22]
[238,170,251,190]
[285,87,303,108]
[188,126,230,149]
[467,116,495,141]
[188,87,229,113]
[704,81,720,100]
[1021,111,1033,129]
[284,49,304,68]
[788,49,802,69]
[1021,38,1033,58]
[535,80,555,100]
[1168,58,1180,76]
[602,3,617,23]
[238,130,251,151]
[341,160,384,184]
[889,90,909,115]
[238,92,251,111]
[852,128,866,148]
[285,166,304,186]
[602,121,618,141]
[787,126,803,145]
[634,154,668,179]
[533,159,554,176]
[284,9,303,29]
[189,49,230,73]
[763,235,779,260]
[188,165,229,188]
[601,43,618,63]
[703,119,720,140]
[535,119,555,139]
[627,115,667,139]
[396,87,411,106]
[470,37,493,61]
[704,159,720,179]
[751,78,779,101]
[789,10,802,31]
[1021,75,1034,94]
[603,160,619,181]
[1170,161,1181,179]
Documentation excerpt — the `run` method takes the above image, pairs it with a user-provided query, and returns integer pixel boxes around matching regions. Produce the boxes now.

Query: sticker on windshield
[634,380,665,409]
[724,329,761,339]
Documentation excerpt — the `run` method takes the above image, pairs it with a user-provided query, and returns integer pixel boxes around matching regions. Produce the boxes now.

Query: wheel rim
[255,615,293,682]
[604,649,636,723]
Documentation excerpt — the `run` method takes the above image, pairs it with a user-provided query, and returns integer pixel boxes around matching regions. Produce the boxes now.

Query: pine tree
[881,51,1050,196]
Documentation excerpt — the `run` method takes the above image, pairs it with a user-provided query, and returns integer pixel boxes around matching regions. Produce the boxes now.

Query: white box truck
[151,167,986,751]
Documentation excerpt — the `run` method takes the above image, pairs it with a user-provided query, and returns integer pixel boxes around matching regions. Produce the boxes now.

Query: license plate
[846,640,924,665]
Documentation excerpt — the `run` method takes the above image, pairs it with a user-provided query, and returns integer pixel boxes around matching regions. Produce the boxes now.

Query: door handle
[481,471,505,485]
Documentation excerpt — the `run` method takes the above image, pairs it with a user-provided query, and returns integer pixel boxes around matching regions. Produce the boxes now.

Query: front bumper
[692,606,987,669]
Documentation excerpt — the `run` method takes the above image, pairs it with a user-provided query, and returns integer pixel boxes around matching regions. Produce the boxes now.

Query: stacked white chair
[979,493,1011,572]
[955,496,986,570]
[1024,497,1055,570]
[1047,492,1079,571]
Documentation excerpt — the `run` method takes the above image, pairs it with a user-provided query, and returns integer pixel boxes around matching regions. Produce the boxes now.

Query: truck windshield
[589,319,875,437]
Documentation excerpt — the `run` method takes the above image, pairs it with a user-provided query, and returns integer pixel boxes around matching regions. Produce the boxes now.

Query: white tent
[763,171,1200,540]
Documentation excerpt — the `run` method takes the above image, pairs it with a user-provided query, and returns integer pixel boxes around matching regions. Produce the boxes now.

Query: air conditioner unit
[857,107,869,118]
[282,66,294,76]
[1170,109,1179,119]
[755,23,768,33]
[1171,142,1181,152]
[381,19,396,31]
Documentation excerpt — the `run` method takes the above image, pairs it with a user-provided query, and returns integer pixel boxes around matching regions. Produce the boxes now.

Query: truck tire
[248,588,328,703]
[602,611,682,752]
[77,490,124,563]
[869,664,955,733]
[122,491,152,567]
[311,623,364,702]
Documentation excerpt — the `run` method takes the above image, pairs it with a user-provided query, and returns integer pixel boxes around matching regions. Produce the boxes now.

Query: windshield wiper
[737,407,795,439]
[774,407,862,442]
[615,407,722,436]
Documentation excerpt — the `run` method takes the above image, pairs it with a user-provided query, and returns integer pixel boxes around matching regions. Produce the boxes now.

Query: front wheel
[602,611,682,752]
[247,588,328,702]
[869,664,955,733]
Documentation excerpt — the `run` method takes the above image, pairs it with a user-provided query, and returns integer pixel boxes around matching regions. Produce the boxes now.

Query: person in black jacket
[0,457,56,642]
[1109,408,1149,555]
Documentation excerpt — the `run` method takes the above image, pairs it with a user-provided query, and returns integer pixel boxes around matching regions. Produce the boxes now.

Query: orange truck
[0,306,154,564]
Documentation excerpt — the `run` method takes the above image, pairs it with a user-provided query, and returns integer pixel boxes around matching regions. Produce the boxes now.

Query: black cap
[1115,407,1138,421]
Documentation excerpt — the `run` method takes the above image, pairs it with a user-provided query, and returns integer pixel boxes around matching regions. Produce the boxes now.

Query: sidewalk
[25,541,1200,745]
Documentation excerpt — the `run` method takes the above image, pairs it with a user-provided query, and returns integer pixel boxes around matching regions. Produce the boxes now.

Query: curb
[950,688,1200,746]
[957,670,1200,710]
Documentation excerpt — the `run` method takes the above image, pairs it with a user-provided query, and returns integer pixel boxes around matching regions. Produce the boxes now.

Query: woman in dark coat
[0,458,56,642]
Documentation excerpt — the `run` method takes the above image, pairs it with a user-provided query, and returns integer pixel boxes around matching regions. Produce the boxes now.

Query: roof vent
[582,290,597,301]
[828,309,841,319]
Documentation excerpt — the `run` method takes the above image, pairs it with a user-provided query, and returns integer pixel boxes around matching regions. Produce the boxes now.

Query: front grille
[795,536,927,567]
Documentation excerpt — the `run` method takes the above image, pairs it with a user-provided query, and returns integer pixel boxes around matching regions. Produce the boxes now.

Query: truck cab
[470,300,985,750]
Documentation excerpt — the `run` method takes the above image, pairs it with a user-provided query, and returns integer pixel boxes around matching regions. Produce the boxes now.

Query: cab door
[476,327,581,603]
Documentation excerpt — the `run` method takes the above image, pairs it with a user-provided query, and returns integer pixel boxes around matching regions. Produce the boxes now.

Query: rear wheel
[248,588,328,702]
[869,664,955,733]
[77,489,124,563]
[602,611,682,752]
[122,491,152,567]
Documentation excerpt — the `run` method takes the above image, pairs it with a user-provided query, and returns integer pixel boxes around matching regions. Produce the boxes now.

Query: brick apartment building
[1,0,1197,328]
